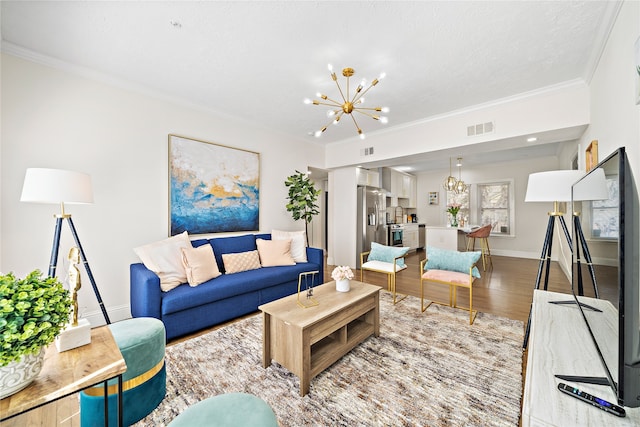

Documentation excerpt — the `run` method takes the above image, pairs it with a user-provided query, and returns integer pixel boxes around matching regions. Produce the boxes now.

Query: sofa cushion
[181,244,221,286]
[209,234,258,273]
[134,231,191,292]
[161,262,320,315]
[367,242,409,268]
[256,238,296,267]
[272,229,307,262]
[424,246,482,278]
[222,250,261,274]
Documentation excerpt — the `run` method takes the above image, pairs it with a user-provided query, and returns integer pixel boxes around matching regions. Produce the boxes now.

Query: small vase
[450,216,458,227]
[336,279,350,292]
[0,347,45,399]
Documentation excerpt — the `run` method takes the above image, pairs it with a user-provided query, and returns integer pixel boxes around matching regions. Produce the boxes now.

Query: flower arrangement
[446,203,461,217]
[331,266,354,282]
[0,270,72,366]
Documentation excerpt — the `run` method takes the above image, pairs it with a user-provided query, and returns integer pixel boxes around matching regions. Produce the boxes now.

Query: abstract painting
[169,135,260,235]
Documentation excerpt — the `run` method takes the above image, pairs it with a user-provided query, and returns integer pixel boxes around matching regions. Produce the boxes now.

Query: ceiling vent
[467,121,495,137]
[361,147,375,156]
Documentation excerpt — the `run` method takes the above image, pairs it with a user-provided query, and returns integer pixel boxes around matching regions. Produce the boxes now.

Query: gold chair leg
[420,279,433,312]
[391,273,407,305]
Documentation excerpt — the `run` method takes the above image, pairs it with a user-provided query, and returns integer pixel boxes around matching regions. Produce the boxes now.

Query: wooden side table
[1,325,127,426]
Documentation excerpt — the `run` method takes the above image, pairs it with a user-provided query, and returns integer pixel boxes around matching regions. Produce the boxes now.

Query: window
[446,189,469,224]
[476,181,513,235]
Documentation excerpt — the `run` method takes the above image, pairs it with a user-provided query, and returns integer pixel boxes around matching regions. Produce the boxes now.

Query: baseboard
[81,304,131,328]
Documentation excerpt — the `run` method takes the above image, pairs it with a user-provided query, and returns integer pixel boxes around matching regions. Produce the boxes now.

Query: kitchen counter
[424,226,473,251]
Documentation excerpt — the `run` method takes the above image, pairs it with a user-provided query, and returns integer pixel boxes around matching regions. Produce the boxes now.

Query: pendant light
[454,157,467,194]
[442,158,458,192]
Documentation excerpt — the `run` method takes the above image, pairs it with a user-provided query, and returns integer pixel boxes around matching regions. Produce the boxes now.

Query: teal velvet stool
[168,393,278,427]
[80,317,166,426]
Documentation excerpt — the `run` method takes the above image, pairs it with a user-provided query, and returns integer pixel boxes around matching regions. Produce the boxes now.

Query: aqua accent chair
[79,317,166,426]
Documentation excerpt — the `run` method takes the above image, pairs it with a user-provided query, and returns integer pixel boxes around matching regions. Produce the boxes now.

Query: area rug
[135,292,524,426]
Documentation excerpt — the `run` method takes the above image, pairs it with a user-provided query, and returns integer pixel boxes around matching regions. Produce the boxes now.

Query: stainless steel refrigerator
[356,186,387,268]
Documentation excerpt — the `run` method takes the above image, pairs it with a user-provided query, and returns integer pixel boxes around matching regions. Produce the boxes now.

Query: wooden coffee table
[259,280,381,396]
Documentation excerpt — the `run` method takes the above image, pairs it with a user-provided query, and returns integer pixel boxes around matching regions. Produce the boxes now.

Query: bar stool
[466,224,493,271]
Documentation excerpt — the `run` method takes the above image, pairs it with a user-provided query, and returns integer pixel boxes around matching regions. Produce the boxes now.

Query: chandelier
[305,64,388,140]
[443,157,467,194]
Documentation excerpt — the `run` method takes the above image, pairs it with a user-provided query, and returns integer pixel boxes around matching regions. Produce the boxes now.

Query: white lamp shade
[572,168,609,201]
[525,170,585,202]
[20,168,94,204]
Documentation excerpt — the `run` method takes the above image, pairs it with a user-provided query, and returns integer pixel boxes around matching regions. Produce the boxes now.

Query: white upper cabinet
[356,168,380,187]
[382,168,417,208]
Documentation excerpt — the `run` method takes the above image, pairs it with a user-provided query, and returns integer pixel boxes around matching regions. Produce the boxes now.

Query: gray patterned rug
[136,292,524,426]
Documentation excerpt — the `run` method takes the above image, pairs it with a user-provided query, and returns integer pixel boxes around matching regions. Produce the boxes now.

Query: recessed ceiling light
[527,137,537,142]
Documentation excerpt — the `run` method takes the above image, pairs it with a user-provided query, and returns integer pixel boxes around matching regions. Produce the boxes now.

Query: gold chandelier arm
[349,112,363,134]
[354,106,384,112]
[333,77,348,104]
[352,82,377,104]
[313,99,344,108]
[353,109,380,120]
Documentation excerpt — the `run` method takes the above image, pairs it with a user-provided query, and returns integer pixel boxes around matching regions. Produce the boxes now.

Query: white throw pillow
[272,229,307,262]
[134,231,191,292]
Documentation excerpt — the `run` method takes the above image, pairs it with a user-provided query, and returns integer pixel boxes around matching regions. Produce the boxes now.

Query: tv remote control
[557,382,626,417]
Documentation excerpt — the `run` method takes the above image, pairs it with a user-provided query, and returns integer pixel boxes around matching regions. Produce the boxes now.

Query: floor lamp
[522,169,586,349]
[20,168,111,325]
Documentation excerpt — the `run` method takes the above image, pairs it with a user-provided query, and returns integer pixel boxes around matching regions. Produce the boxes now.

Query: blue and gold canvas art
[169,135,259,235]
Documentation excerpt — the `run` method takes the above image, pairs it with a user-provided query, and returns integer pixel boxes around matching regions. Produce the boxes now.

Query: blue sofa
[130,233,324,340]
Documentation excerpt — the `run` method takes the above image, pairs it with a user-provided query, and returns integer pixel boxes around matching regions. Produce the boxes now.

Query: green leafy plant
[0,270,72,366]
[285,170,321,245]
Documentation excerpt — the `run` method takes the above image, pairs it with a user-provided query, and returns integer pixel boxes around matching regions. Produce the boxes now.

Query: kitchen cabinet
[357,168,380,187]
[403,224,419,251]
[382,168,417,208]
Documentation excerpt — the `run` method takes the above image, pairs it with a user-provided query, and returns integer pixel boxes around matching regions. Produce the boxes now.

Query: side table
[1,325,127,426]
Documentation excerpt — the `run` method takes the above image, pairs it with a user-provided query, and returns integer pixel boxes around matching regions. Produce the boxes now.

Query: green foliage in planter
[285,170,321,243]
[0,270,72,366]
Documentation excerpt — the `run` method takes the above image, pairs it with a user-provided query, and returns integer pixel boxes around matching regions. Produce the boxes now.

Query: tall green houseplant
[285,170,321,245]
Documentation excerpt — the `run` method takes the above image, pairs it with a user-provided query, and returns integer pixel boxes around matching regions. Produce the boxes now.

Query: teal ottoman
[168,393,278,427]
[80,317,166,427]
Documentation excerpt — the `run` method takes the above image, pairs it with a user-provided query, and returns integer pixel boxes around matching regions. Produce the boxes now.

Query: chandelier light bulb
[359,133,366,140]
[327,110,336,118]
[379,117,388,124]
[381,107,390,113]
[303,98,312,105]
[327,64,333,72]
[314,130,323,138]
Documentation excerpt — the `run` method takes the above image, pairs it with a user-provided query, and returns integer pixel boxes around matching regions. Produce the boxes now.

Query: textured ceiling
[0,1,620,169]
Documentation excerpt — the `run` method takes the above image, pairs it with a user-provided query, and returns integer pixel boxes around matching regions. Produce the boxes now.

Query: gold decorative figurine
[68,246,81,326]
[55,246,91,352]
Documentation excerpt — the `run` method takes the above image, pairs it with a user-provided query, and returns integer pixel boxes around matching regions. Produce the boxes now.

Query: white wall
[0,53,325,326]
[579,0,640,282]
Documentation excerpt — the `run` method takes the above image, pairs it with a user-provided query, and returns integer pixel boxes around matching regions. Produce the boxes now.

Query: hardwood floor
[3,252,573,426]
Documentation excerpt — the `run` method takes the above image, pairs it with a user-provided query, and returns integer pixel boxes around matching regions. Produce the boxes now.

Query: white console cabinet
[522,290,640,426]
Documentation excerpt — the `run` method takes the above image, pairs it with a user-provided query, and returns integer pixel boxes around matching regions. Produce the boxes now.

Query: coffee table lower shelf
[259,281,381,396]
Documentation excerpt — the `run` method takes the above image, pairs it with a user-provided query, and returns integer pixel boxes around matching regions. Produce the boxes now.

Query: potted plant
[285,170,321,245]
[0,270,72,398]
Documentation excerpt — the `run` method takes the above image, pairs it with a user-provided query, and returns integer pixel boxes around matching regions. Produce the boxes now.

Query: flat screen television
[566,147,640,407]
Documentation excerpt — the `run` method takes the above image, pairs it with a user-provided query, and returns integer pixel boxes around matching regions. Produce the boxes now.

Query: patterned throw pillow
[424,246,482,278]
[222,250,262,274]
[367,242,409,268]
